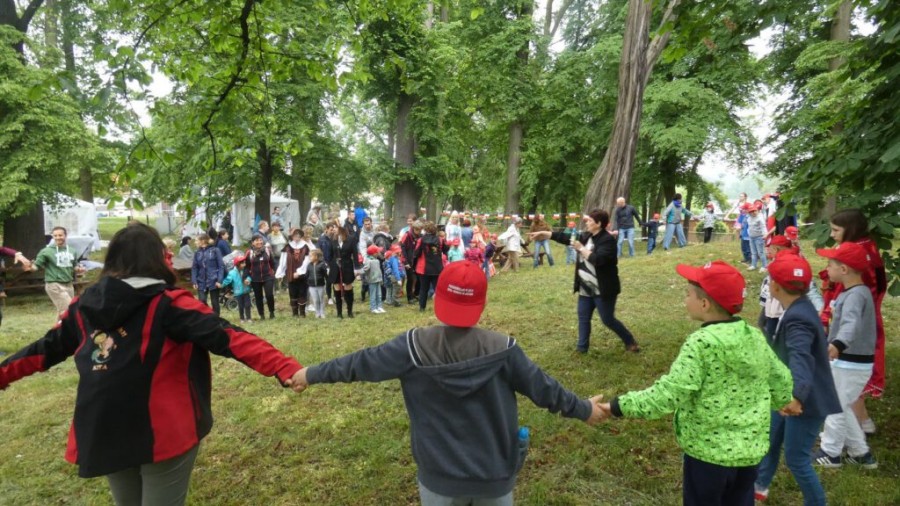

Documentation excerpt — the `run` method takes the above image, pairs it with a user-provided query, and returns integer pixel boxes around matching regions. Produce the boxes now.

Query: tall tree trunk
[255,142,273,223]
[582,0,679,214]
[392,92,420,230]
[504,1,533,217]
[2,0,48,255]
[822,0,851,219]
[43,0,58,56]
[426,190,437,223]
[59,0,94,202]
[505,121,523,215]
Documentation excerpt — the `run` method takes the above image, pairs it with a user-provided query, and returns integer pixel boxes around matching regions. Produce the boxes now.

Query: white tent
[44,195,101,252]
[231,193,301,246]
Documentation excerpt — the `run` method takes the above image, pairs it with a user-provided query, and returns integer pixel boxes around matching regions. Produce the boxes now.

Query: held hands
[284,367,309,393]
[585,395,610,426]
[215,282,222,289]
[828,344,839,360]
[527,231,552,241]
[779,397,803,417]
[13,252,31,270]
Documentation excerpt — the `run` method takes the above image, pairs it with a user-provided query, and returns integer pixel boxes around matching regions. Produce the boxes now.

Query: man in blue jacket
[289,261,604,505]
[614,197,644,258]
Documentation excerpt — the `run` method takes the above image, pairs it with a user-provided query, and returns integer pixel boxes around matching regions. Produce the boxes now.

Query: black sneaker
[812,448,842,468]
[845,452,878,469]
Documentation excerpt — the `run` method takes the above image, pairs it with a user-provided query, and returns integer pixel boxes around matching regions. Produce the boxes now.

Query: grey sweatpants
[106,445,199,506]
[309,286,326,317]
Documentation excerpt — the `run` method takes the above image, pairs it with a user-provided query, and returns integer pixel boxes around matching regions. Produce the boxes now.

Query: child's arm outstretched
[291,334,416,391]
[607,336,706,420]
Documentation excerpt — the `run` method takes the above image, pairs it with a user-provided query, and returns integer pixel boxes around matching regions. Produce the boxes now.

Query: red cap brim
[675,264,702,283]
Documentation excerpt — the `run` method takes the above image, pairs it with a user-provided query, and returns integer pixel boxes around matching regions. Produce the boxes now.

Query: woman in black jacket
[538,209,639,353]
[413,221,449,312]
[327,220,360,318]
[244,234,276,320]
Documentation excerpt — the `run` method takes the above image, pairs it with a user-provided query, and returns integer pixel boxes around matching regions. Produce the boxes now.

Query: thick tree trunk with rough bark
[582,0,679,215]
[255,142,273,223]
[392,92,420,230]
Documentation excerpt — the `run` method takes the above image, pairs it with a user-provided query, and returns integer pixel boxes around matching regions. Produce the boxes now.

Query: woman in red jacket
[0,222,304,505]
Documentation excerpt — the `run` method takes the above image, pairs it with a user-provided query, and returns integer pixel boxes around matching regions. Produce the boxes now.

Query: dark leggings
[288,277,309,304]
[703,227,713,243]
[418,274,439,310]
[333,286,355,316]
[252,279,275,317]
[405,268,418,302]
[236,293,252,320]
[198,288,221,316]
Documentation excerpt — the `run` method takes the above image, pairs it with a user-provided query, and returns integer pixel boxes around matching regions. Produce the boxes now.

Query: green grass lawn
[1,239,897,505]
[97,217,131,241]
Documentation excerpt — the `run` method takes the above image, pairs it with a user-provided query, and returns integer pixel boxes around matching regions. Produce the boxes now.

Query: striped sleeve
[0,305,83,389]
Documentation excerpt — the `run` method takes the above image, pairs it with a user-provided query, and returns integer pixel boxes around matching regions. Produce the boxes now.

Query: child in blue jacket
[384,247,406,307]
[222,255,252,323]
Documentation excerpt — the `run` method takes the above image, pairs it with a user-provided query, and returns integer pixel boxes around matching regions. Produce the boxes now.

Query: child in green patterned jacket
[600,261,793,506]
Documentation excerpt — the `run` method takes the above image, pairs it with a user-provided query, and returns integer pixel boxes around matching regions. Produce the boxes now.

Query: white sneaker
[328,298,334,305]
[747,265,756,270]
[860,418,877,435]
[759,267,767,272]
[376,307,387,313]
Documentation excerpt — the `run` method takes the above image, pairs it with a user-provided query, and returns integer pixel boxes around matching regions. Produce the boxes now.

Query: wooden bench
[0,267,89,296]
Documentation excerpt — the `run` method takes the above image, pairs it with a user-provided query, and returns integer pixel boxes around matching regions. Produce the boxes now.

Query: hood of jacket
[78,276,166,331]
[417,345,515,398]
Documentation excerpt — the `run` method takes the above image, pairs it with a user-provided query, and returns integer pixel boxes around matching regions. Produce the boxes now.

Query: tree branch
[645,0,681,71]
[549,0,573,39]
[20,0,45,29]
[201,0,255,172]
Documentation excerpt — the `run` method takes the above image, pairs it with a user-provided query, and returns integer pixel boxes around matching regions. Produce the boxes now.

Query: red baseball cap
[740,203,753,212]
[816,242,871,272]
[769,235,792,248]
[434,260,488,327]
[784,226,799,241]
[753,201,764,211]
[768,252,812,291]
[675,260,746,315]
[366,245,382,256]
[448,238,460,246]
[233,255,246,267]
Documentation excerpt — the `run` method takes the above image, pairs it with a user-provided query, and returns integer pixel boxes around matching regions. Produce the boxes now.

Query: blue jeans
[756,413,827,506]
[532,239,554,267]
[565,245,576,264]
[663,223,686,249]
[740,238,751,262]
[616,227,636,257]
[750,236,767,269]
[646,236,657,254]
[576,295,637,351]
[368,282,383,310]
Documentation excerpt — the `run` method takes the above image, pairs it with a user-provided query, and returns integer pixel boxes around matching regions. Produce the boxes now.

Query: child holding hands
[813,242,879,469]
[599,261,793,506]
[754,252,841,504]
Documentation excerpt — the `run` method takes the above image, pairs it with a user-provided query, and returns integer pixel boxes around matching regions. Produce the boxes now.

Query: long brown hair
[101,222,176,285]
[830,209,869,243]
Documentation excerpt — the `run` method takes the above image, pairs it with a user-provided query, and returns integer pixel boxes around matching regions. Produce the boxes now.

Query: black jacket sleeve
[0,308,82,389]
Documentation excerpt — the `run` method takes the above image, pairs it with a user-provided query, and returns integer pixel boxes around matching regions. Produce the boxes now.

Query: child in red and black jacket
[0,223,304,505]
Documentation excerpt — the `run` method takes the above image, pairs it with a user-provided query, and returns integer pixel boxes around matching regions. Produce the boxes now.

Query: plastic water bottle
[516,426,530,471]
[570,229,578,244]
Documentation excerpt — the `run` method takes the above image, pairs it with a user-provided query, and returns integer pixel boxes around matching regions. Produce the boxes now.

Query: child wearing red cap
[563,221,578,264]
[813,241,879,469]
[600,261,792,506]
[818,209,887,436]
[746,204,768,272]
[701,203,719,244]
[221,255,252,324]
[447,238,464,263]
[757,236,795,339]
[754,253,841,503]
[290,261,606,504]
[363,245,385,314]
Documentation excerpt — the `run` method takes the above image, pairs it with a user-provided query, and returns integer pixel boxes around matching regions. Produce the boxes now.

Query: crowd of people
[0,198,889,505]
